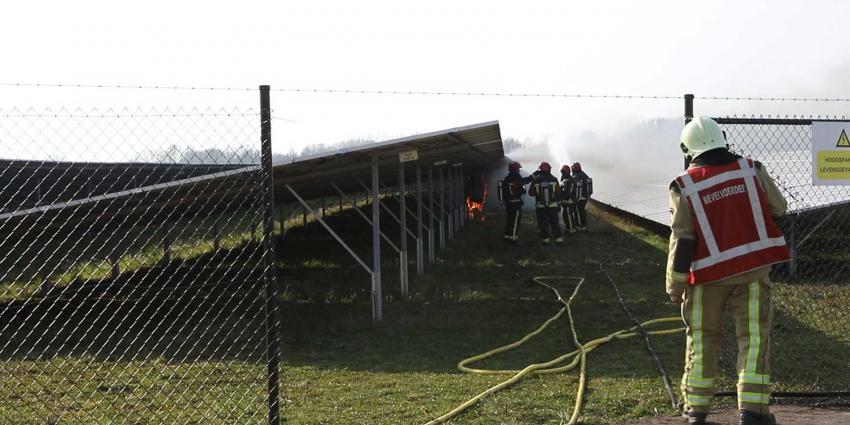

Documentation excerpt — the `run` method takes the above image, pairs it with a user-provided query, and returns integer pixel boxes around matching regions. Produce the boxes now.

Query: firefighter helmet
[508,161,521,173]
[560,165,571,176]
[538,161,552,172]
[681,117,727,159]
[571,162,582,173]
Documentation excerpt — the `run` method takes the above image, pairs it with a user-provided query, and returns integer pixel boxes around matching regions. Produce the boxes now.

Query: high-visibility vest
[674,158,790,284]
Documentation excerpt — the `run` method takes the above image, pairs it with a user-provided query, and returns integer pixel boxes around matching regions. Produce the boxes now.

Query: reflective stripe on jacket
[560,176,577,204]
[529,174,561,208]
[673,158,790,284]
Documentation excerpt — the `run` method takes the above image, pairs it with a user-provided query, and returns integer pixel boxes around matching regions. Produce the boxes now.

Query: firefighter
[499,161,533,243]
[571,162,592,231]
[559,165,579,235]
[668,118,788,425]
[528,162,562,244]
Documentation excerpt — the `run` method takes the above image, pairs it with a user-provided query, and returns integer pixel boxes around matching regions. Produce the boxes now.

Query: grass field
[2,199,848,424]
[277,204,692,424]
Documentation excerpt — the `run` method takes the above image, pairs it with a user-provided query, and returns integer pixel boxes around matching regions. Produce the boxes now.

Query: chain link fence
[713,117,850,394]
[0,106,279,423]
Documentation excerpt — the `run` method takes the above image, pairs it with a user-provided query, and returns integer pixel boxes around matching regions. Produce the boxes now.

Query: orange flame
[466,182,488,221]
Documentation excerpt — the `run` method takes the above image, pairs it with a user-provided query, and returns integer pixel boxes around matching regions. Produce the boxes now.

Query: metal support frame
[398,163,409,296]
[283,180,385,323]
[259,85,281,425]
[381,181,431,230]
[357,180,417,239]
[329,183,400,253]
[285,185,372,275]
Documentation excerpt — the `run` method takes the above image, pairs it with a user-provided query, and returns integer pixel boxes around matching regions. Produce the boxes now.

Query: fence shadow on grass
[0,242,267,363]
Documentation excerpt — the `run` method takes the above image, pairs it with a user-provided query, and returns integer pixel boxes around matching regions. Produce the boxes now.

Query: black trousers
[576,200,588,229]
[504,203,522,240]
[536,206,561,239]
[562,203,579,234]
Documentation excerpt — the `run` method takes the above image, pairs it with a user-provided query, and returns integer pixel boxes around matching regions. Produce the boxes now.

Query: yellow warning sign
[837,129,850,147]
[817,150,850,179]
[813,121,850,185]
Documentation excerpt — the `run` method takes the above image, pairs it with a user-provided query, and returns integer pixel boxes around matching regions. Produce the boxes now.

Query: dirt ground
[616,405,850,424]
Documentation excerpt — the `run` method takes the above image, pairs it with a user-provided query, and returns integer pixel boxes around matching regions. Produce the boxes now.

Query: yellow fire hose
[425,276,685,425]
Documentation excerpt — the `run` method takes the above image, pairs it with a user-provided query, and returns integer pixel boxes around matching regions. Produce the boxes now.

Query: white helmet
[680,117,727,159]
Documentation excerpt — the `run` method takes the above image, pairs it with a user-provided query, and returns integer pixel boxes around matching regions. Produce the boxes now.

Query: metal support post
[451,167,460,235]
[398,163,409,297]
[338,194,343,213]
[302,205,307,226]
[428,167,436,262]
[321,197,326,218]
[439,166,447,246]
[259,85,281,425]
[371,157,383,322]
[452,166,460,233]
[415,165,424,276]
[446,165,455,240]
[457,167,467,228]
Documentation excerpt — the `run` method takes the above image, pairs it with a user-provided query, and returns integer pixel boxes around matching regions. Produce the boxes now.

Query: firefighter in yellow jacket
[667,118,789,425]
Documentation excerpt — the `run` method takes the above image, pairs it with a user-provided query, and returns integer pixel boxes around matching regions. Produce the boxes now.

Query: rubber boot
[681,412,707,424]
[739,410,776,425]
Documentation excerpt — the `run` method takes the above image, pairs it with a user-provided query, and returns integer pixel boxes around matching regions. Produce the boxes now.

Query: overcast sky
[3,0,850,157]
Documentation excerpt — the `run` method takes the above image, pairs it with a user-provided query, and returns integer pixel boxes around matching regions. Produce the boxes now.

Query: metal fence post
[260,84,281,425]
[684,93,694,170]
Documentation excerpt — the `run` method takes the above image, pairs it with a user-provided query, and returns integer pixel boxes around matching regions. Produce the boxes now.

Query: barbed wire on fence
[5,82,850,103]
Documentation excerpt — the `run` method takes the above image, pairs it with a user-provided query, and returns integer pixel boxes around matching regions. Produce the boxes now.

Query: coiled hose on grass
[425,276,684,425]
